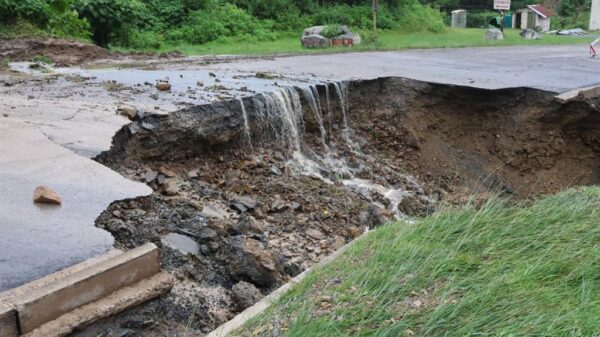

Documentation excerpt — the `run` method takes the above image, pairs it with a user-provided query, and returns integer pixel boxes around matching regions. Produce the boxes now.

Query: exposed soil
[0,38,111,67]
[76,77,599,336]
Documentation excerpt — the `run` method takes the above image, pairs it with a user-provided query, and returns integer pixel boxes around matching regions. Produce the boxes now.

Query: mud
[0,38,111,67]
[76,77,599,336]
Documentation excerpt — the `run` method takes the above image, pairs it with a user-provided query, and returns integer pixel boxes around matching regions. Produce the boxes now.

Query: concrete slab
[0,122,151,292]
[11,243,159,333]
[0,303,18,337]
[24,272,174,337]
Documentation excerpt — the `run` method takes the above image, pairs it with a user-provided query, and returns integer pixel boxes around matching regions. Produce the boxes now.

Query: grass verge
[235,186,600,337]
[113,29,592,56]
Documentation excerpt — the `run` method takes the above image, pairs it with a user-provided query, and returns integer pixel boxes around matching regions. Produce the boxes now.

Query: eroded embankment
[83,77,599,336]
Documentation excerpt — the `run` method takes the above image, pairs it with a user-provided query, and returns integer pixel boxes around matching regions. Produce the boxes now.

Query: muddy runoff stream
[79,77,599,336]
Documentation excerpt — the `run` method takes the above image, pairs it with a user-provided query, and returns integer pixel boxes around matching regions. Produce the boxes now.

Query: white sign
[494,0,510,10]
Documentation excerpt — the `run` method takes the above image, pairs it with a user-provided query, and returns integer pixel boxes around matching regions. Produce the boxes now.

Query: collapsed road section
[75,77,599,336]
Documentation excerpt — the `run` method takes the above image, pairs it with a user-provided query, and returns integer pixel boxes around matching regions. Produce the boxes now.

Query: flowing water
[239,82,418,219]
[237,98,253,151]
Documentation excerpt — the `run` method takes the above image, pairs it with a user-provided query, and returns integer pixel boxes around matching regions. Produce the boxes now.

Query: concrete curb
[207,233,364,337]
[0,243,164,335]
[0,303,18,337]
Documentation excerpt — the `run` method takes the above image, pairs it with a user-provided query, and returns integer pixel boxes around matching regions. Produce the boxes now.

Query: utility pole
[372,0,378,33]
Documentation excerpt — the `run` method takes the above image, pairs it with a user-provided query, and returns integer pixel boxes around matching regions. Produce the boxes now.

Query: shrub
[399,3,446,32]
[168,3,271,44]
[127,29,163,49]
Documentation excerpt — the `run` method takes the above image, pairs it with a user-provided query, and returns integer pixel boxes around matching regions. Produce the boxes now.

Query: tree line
[0,0,590,48]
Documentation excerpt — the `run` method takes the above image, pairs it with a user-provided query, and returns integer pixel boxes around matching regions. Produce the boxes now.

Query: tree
[74,0,147,46]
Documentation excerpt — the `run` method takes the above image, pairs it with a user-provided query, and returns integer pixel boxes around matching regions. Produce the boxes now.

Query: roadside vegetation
[236,187,600,337]
[0,0,593,55]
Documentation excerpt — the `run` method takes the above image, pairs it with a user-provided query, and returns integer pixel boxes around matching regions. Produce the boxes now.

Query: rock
[255,72,279,79]
[332,235,346,250]
[485,28,504,40]
[231,281,263,310]
[306,228,325,240]
[301,34,329,48]
[397,194,434,217]
[303,25,349,37]
[227,236,278,286]
[201,203,230,220]
[359,204,392,228]
[230,195,257,213]
[33,185,62,205]
[196,80,204,87]
[155,81,171,91]
[330,33,361,47]
[231,216,264,236]
[347,226,363,238]
[270,166,283,176]
[520,29,540,39]
[270,197,289,213]
[118,106,137,120]
[187,169,199,178]
[209,309,229,325]
[129,122,141,134]
[303,25,326,36]
[144,169,158,183]
[161,181,180,196]
[141,122,156,131]
[158,166,176,178]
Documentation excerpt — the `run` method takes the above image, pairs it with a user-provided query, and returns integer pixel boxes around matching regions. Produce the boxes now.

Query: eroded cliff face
[84,77,599,336]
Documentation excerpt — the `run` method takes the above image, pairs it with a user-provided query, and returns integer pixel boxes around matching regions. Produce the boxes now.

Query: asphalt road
[197,44,600,93]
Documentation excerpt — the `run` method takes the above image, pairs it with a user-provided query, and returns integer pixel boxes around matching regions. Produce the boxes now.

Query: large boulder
[520,29,541,40]
[485,28,504,40]
[303,25,350,37]
[301,34,329,48]
[303,25,326,37]
[330,32,362,47]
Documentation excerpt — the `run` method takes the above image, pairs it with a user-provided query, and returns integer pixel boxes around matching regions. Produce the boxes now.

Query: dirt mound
[0,37,110,66]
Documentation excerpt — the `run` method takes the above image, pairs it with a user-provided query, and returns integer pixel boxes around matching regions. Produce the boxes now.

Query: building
[513,5,553,32]
[591,0,600,30]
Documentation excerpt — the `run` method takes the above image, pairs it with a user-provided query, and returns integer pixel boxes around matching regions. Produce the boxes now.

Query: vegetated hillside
[0,0,589,51]
[237,187,600,337]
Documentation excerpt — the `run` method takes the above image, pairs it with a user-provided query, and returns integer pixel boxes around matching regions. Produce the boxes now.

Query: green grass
[113,28,592,56]
[236,186,600,337]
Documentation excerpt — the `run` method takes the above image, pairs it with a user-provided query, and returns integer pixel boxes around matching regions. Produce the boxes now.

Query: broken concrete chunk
[33,185,62,205]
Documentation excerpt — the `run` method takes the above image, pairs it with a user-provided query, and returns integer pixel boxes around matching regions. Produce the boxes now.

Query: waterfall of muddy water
[244,82,419,219]
[237,97,253,151]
